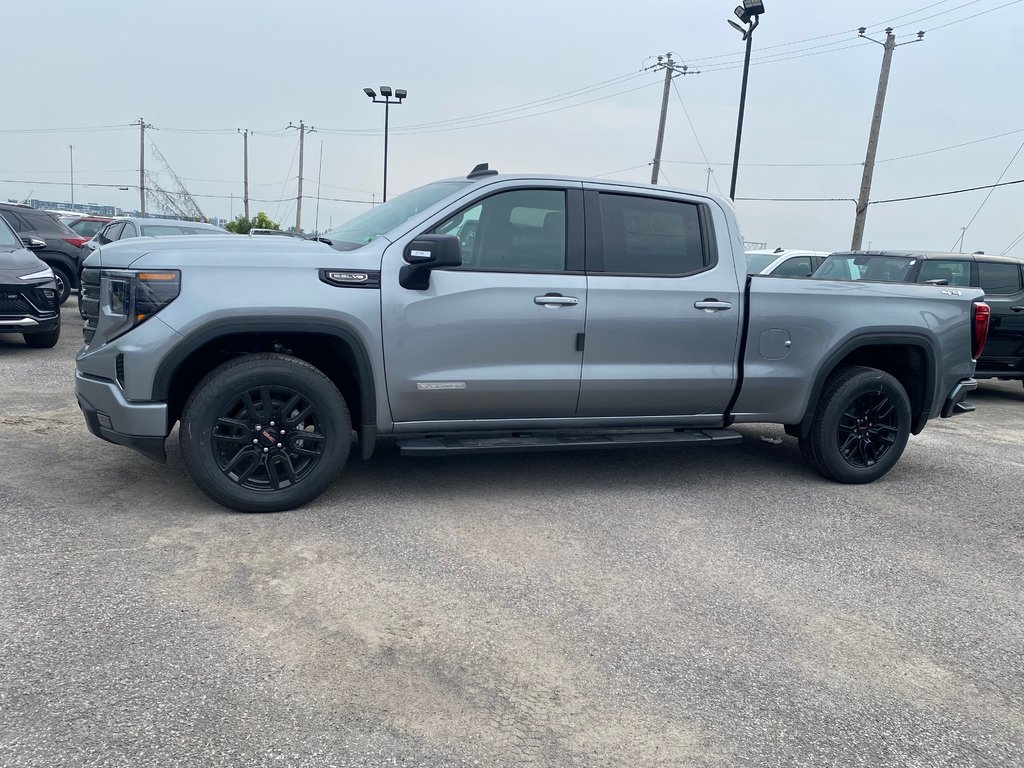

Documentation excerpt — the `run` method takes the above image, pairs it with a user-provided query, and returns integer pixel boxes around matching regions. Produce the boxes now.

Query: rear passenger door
[577,185,741,419]
[977,260,1024,363]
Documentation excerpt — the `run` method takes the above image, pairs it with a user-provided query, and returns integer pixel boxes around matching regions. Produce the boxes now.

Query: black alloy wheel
[800,366,911,484]
[180,354,351,512]
[836,389,899,468]
[212,385,326,492]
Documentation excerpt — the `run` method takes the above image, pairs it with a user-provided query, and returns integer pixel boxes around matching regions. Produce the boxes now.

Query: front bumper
[76,372,168,462]
[941,377,978,418]
[0,314,59,333]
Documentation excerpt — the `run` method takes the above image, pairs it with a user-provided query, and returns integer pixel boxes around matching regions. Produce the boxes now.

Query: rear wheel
[800,366,911,484]
[179,354,352,512]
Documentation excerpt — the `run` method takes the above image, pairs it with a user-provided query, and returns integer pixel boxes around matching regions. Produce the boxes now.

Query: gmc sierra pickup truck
[76,166,989,512]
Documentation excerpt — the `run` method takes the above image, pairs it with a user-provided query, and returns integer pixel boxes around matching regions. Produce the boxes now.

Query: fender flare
[795,332,938,439]
[151,318,378,454]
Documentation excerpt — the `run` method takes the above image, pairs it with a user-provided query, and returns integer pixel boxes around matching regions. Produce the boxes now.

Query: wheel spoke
[278,454,298,485]
[279,393,301,423]
[236,456,261,485]
[285,403,315,426]
[241,392,260,423]
[839,431,858,454]
[266,458,282,490]
[223,446,254,473]
[260,387,273,420]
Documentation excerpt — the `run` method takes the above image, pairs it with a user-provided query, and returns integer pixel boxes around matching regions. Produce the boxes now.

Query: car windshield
[72,219,107,237]
[0,214,19,247]
[323,181,470,251]
[812,254,916,283]
[745,253,777,273]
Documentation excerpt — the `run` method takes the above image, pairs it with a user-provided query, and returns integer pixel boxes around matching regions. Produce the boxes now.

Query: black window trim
[583,189,718,278]
[428,185,585,275]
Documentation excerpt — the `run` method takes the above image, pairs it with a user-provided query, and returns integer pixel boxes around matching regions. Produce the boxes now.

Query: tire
[23,325,61,349]
[49,265,72,306]
[799,366,911,484]
[179,353,352,513]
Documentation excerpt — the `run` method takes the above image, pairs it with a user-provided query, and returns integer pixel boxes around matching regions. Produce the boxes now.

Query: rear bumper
[941,378,978,418]
[76,372,167,462]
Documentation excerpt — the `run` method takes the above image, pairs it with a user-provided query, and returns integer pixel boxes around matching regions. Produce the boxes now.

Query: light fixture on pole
[727,0,765,201]
[363,85,407,202]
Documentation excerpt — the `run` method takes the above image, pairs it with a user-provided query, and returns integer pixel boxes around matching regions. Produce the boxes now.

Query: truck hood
[82,234,389,271]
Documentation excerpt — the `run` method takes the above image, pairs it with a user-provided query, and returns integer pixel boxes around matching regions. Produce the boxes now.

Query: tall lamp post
[727,0,765,201]
[363,86,407,203]
[69,145,75,207]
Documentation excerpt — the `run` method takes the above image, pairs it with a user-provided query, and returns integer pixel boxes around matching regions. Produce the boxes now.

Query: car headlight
[17,267,54,281]
[102,270,180,340]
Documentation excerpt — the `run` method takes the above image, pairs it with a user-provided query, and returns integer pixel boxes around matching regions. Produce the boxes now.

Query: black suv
[0,213,60,348]
[813,251,1024,392]
[0,202,85,305]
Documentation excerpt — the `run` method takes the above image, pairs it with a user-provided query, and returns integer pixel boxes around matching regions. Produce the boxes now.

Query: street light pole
[364,86,407,203]
[727,1,765,201]
[69,145,74,207]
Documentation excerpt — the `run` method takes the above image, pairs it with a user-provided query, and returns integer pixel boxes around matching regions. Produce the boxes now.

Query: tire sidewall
[181,358,351,512]
[813,369,911,484]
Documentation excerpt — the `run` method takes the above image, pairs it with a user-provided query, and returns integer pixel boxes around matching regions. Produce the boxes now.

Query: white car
[746,248,831,277]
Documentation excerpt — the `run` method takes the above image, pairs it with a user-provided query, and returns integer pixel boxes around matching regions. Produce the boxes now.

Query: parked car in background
[0,202,87,305]
[81,217,230,259]
[813,251,1024,392]
[0,212,60,348]
[746,248,831,277]
[64,215,113,239]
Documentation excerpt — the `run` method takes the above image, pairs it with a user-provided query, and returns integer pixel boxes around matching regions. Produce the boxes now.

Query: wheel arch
[794,334,937,439]
[39,250,79,288]
[154,320,378,458]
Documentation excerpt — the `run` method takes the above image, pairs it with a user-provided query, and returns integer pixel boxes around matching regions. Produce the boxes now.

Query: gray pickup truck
[76,166,989,512]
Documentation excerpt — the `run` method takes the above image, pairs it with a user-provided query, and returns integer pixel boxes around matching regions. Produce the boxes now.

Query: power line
[591,163,652,178]
[949,137,1024,248]
[872,177,1024,204]
[671,80,723,195]
[923,0,1024,31]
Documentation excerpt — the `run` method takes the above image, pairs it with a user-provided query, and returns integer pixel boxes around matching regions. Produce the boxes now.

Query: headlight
[18,267,54,281]
[102,270,180,340]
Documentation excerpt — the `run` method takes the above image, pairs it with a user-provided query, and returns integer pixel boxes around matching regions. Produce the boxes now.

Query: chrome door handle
[1011,306,1024,312]
[534,295,579,306]
[694,300,733,312]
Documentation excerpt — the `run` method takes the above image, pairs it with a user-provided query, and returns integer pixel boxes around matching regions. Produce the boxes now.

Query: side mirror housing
[400,234,462,290]
[21,236,45,250]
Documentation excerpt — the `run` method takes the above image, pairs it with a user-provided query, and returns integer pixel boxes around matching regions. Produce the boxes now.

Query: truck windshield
[812,254,916,283]
[323,181,470,251]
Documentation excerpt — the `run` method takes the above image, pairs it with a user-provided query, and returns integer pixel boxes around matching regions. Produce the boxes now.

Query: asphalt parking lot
[1,302,1022,767]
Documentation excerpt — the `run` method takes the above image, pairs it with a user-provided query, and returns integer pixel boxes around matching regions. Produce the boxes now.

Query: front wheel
[49,265,72,306]
[799,366,911,484]
[179,353,352,512]
[23,325,61,349]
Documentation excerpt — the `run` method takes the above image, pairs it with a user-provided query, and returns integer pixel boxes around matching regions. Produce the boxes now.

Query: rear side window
[121,222,138,239]
[24,212,69,234]
[772,256,813,277]
[598,194,706,275]
[103,222,126,242]
[141,225,189,236]
[978,262,1023,295]
[916,259,972,287]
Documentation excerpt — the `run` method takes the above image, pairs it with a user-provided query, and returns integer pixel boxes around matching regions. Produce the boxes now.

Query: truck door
[577,186,741,419]
[977,260,1024,364]
[382,183,587,424]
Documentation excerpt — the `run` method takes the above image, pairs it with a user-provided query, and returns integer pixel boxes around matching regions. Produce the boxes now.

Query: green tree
[225,211,281,234]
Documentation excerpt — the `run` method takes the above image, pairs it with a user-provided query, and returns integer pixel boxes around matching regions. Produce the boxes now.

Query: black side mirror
[400,234,462,290]
[21,236,45,250]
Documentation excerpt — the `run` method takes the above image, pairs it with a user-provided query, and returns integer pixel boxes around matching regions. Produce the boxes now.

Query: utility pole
[238,129,251,220]
[132,117,153,215]
[646,54,698,185]
[288,121,315,231]
[851,27,924,250]
[315,139,324,236]
[69,145,74,207]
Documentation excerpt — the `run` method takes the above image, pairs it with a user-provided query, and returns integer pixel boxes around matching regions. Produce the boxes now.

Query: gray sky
[3,0,1023,253]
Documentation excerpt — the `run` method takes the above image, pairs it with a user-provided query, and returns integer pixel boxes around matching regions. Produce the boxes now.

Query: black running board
[397,429,742,456]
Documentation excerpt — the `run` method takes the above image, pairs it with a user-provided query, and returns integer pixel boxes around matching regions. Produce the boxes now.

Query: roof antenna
[467,163,499,179]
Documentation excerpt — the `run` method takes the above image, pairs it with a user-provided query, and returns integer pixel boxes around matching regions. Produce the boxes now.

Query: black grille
[81,267,100,343]
[0,294,31,315]
[116,354,125,389]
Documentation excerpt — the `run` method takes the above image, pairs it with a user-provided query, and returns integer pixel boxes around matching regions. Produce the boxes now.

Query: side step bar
[397,429,742,456]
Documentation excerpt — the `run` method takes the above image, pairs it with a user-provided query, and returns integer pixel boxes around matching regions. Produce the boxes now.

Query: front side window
[121,222,138,239]
[599,194,706,275]
[978,262,1022,295]
[0,210,26,232]
[0,213,19,247]
[102,222,126,242]
[433,189,566,273]
[916,259,971,287]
